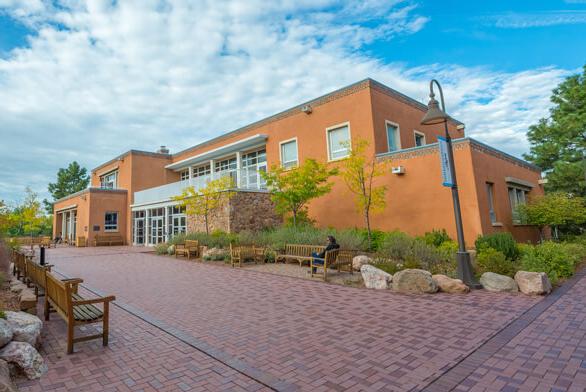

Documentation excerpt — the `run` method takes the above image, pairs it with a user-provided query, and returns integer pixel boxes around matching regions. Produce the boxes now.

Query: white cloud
[487,11,586,28]
[0,0,571,203]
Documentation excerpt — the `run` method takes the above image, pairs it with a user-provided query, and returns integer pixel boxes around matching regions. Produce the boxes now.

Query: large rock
[0,360,17,392]
[393,269,438,294]
[9,281,26,294]
[0,320,13,349]
[480,272,518,293]
[432,274,470,294]
[4,312,42,347]
[19,288,37,315]
[203,247,228,260]
[167,245,175,255]
[352,255,372,271]
[0,342,47,380]
[360,265,392,289]
[514,271,552,295]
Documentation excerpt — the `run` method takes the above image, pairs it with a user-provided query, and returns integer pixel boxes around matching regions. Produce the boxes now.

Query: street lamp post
[421,79,481,288]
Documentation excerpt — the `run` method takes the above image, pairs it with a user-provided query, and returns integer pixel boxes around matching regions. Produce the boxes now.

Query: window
[242,149,267,188]
[486,183,497,224]
[414,131,426,147]
[327,124,351,160]
[508,186,529,224]
[180,170,190,181]
[193,164,211,178]
[104,212,118,231]
[386,122,400,152]
[280,139,298,168]
[100,170,118,189]
[215,158,237,173]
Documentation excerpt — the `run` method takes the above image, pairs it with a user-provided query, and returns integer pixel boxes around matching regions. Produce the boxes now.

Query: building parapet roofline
[376,137,541,172]
[91,150,171,174]
[52,187,128,204]
[172,78,463,159]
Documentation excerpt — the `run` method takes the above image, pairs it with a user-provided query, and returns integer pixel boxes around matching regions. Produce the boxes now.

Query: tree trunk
[204,213,209,235]
[292,210,297,227]
[365,210,372,251]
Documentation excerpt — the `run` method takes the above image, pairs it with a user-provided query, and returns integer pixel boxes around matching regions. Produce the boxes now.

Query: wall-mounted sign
[437,136,454,187]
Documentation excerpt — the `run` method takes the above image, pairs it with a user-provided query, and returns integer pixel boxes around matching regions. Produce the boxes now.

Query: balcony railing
[133,168,267,206]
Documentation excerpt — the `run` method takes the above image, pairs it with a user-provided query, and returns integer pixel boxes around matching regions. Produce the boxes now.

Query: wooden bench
[230,244,265,268]
[310,249,340,281]
[12,251,28,281]
[40,236,54,248]
[24,259,53,299]
[331,250,356,274]
[44,272,115,354]
[76,236,87,247]
[276,244,326,266]
[175,240,201,259]
[93,234,124,246]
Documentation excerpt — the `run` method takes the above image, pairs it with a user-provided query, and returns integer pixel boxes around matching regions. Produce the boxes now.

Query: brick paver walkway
[15,246,584,391]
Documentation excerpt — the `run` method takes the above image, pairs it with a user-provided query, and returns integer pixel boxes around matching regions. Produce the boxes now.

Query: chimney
[157,145,170,154]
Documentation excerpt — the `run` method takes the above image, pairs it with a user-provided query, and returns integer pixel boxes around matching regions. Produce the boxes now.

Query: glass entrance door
[151,217,165,244]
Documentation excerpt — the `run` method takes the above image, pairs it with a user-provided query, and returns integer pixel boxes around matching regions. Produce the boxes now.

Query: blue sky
[0,0,584,204]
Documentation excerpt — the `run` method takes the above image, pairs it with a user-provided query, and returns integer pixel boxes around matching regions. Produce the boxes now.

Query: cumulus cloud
[0,0,570,202]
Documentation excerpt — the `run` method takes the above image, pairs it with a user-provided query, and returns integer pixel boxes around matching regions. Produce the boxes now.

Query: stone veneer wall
[186,191,281,233]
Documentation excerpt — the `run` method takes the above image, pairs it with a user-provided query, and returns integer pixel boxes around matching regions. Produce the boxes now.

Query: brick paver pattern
[17,246,581,391]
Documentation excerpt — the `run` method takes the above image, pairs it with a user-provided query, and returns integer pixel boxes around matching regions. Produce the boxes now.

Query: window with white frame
[104,212,118,231]
[414,131,426,147]
[100,170,118,189]
[193,164,211,177]
[180,170,190,181]
[242,149,267,188]
[280,139,298,169]
[327,124,350,160]
[214,158,237,173]
[508,186,529,224]
[386,122,400,152]
[486,182,497,224]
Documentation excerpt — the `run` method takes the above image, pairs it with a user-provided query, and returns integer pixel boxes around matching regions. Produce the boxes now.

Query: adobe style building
[52,78,544,247]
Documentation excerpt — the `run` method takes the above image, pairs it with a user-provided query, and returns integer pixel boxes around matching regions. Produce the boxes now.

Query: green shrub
[377,231,413,261]
[154,243,168,255]
[475,232,519,260]
[420,229,451,247]
[520,241,583,284]
[475,248,517,277]
[0,310,5,320]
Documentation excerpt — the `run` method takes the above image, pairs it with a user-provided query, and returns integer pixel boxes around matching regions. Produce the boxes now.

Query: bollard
[40,246,45,265]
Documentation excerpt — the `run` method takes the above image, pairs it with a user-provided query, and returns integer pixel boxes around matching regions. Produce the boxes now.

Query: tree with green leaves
[517,192,586,240]
[261,159,338,227]
[44,161,90,213]
[339,138,388,249]
[0,200,9,236]
[20,187,46,240]
[173,176,235,235]
[524,65,586,196]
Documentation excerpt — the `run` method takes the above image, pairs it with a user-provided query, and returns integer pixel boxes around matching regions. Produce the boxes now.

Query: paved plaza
[16,246,586,391]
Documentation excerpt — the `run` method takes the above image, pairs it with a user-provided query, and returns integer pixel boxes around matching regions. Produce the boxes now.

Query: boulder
[167,245,175,255]
[360,265,392,289]
[0,320,13,349]
[514,271,552,295]
[480,272,518,293]
[19,288,37,314]
[0,342,47,380]
[0,360,17,392]
[203,247,228,260]
[352,255,372,271]
[4,312,42,347]
[432,274,470,294]
[393,269,438,294]
[9,281,26,295]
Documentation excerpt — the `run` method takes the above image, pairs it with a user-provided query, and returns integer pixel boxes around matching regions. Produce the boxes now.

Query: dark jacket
[317,243,340,259]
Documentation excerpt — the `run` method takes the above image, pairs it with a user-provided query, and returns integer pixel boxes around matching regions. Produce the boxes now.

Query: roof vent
[157,145,170,154]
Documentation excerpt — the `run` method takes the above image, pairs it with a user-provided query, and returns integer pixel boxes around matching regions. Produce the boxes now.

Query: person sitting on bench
[311,236,340,273]
[54,233,63,245]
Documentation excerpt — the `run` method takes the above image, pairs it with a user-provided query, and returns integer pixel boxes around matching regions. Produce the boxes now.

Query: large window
[327,124,351,160]
[215,158,237,173]
[508,186,529,224]
[100,170,118,189]
[280,139,298,169]
[168,206,186,237]
[386,122,400,152]
[104,212,118,231]
[486,182,497,224]
[242,149,267,188]
[193,164,211,178]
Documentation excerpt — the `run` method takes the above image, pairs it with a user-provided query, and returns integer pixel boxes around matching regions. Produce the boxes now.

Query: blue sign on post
[437,136,454,187]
